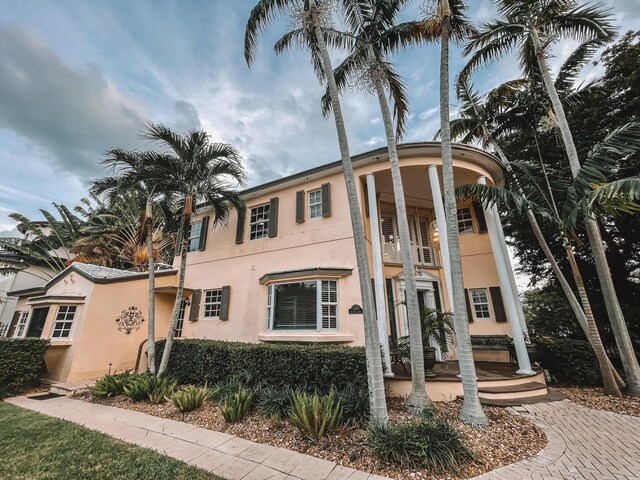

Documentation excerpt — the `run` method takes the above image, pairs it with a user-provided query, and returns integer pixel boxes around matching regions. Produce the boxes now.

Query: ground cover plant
[0,402,221,480]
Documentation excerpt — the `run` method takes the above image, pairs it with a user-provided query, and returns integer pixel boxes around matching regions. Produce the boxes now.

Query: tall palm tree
[135,124,246,377]
[446,77,623,395]
[318,0,434,412]
[245,0,389,422]
[427,0,487,425]
[461,0,640,396]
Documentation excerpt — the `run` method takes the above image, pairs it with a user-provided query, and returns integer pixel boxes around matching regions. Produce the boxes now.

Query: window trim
[308,189,323,219]
[266,279,338,332]
[14,311,30,338]
[202,288,223,319]
[187,221,203,252]
[249,203,270,240]
[456,207,475,234]
[51,305,77,339]
[470,288,491,320]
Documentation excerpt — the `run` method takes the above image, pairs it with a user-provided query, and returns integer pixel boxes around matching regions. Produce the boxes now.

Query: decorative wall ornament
[115,306,145,335]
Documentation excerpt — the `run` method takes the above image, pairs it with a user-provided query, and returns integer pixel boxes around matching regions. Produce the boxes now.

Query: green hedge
[535,337,601,386]
[0,338,50,397]
[155,339,368,392]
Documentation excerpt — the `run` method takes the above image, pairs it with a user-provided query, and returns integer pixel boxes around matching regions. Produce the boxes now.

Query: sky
[0,0,639,239]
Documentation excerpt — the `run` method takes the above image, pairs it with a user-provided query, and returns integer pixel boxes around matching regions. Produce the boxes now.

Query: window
[457,207,474,234]
[187,221,203,252]
[381,213,432,265]
[175,298,188,337]
[470,289,491,319]
[308,190,323,219]
[203,289,223,318]
[51,305,77,338]
[14,311,29,338]
[267,280,338,331]
[249,204,270,240]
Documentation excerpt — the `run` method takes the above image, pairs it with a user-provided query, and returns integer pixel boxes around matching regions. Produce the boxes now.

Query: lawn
[0,402,223,480]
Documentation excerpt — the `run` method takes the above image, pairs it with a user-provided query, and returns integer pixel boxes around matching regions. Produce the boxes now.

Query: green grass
[0,402,223,480]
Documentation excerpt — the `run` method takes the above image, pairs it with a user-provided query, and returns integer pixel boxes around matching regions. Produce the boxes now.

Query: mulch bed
[554,386,640,417]
[85,395,546,479]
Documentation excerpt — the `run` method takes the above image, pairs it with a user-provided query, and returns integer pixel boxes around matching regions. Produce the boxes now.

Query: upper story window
[470,288,491,319]
[187,221,203,252]
[457,207,474,234]
[249,204,270,240]
[14,311,29,338]
[203,289,223,318]
[381,212,432,265]
[267,280,337,331]
[308,190,323,219]
[51,305,77,338]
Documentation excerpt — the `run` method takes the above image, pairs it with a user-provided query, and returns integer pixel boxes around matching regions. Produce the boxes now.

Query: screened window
[187,221,203,252]
[249,204,270,240]
[308,190,323,219]
[267,280,338,331]
[203,289,223,318]
[457,207,474,234]
[52,306,77,338]
[14,311,29,338]
[470,289,491,319]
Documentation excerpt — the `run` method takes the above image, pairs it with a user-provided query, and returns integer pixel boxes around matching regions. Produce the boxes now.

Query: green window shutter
[188,290,202,322]
[198,216,209,251]
[296,190,305,223]
[473,201,488,233]
[268,197,279,237]
[321,183,331,217]
[489,286,507,322]
[220,286,231,320]
[7,311,20,338]
[235,210,245,244]
[464,289,474,322]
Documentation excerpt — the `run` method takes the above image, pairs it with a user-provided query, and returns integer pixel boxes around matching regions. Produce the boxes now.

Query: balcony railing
[382,240,435,266]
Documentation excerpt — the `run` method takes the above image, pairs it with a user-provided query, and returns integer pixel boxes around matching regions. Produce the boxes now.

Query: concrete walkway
[5,395,390,480]
[471,400,640,480]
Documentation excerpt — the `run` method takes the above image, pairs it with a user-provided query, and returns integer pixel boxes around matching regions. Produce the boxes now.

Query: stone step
[477,381,548,400]
[477,390,567,407]
[49,380,95,397]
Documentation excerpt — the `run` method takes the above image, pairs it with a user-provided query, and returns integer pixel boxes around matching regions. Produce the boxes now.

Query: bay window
[267,280,338,331]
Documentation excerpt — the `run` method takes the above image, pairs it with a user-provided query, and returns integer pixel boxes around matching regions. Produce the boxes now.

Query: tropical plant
[336,383,370,426]
[255,386,293,419]
[245,0,388,422]
[136,124,246,377]
[289,388,342,441]
[123,375,155,402]
[420,308,455,356]
[171,385,211,412]
[220,387,254,423]
[90,371,138,398]
[462,0,640,396]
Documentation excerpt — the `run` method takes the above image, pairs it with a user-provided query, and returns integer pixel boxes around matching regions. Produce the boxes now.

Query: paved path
[472,400,640,480]
[5,395,389,480]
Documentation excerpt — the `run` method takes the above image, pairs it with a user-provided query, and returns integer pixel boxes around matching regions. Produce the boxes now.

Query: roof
[70,263,140,281]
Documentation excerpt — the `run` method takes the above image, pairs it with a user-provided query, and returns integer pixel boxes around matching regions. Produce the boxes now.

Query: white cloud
[364,136,385,146]
[419,107,439,120]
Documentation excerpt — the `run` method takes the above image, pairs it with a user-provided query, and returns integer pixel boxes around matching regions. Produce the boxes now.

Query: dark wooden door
[26,307,49,338]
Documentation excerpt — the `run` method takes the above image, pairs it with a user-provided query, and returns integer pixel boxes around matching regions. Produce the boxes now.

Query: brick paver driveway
[472,400,640,479]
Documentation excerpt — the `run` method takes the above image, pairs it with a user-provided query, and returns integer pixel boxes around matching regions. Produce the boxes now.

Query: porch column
[478,176,533,374]
[427,165,454,308]
[366,173,393,376]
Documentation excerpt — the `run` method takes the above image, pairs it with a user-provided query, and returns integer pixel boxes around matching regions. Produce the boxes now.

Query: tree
[136,124,246,377]
[245,0,389,422]
[428,0,487,425]
[318,0,434,412]
[462,0,640,396]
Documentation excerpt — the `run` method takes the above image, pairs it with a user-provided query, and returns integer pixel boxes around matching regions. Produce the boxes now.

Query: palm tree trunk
[531,29,640,396]
[310,2,388,423]
[439,6,487,426]
[372,67,433,411]
[492,141,623,392]
[146,199,157,375]
[157,214,190,377]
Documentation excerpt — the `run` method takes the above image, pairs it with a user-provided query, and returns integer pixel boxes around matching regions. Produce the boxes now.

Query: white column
[478,176,533,374]
[427,165,454,309]
[366,173,393,376]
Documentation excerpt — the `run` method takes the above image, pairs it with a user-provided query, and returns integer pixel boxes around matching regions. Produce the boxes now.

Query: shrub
[336,384,370,426]
[0,338,49,398]
[171,385,210,412]
[148,377,177,404]
[534,337,601,386]
[154,339,367,393]
[220,387,254,423]
[123,375,154,402]
[210,371,260,404]
[90,371,138,398]
[367,415,471,471]
[289,389,342,441]
[256,386,293,418]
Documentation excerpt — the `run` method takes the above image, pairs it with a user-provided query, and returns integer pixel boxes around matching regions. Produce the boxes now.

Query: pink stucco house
[9,142,535,394]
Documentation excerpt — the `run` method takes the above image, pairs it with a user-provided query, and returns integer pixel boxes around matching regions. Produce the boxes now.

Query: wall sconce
[429,220,440,251]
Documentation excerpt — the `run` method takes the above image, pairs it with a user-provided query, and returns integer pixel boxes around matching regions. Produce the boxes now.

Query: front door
[26,307,49,338]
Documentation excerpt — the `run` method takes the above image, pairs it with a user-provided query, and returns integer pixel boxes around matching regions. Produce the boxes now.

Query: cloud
[364,136,385,146]
[419,107,439,120]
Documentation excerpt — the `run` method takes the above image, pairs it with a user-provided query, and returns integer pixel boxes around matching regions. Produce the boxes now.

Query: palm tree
[428,0,487,425]
[245,0,389,422]
[461,1,640,396]
[318,0,434,412]
[134,124,246,377]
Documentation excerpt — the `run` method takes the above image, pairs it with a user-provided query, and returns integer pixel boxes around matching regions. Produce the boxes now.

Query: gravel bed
[555,386,640,417]
[86,395,545,479]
